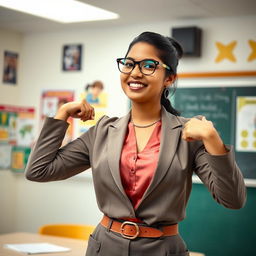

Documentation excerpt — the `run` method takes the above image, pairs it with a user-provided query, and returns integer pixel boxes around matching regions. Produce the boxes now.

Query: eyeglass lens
[118,58,157,75]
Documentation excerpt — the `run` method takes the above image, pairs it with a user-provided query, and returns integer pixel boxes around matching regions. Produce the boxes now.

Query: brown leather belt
[100,215,178,240]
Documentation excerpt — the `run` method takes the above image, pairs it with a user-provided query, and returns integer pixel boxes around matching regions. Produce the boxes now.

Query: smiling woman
[25,31,246,256]
[119,32,183,117]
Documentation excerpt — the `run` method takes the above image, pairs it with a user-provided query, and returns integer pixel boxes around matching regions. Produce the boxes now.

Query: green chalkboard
[173,86,256,180]
[180,184,255,256]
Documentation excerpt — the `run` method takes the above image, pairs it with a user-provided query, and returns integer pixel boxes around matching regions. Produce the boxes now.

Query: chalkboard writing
[174,87,233,144]
[173,86,256,180]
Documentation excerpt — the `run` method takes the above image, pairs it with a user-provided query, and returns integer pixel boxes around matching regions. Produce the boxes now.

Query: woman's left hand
[182,116,228,155]
[182,116,217,142]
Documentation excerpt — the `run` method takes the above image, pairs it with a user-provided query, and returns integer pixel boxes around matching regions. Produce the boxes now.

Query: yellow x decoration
[215,41,237,63]
[247,40,256,62]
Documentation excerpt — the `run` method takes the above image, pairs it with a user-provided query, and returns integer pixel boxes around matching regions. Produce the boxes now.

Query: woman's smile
[128,81,148,91]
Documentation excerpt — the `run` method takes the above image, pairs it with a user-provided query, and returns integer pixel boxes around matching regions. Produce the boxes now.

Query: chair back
[39,224,95,240]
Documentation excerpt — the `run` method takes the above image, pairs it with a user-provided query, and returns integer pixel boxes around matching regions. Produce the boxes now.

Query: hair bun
[166,37,183,59]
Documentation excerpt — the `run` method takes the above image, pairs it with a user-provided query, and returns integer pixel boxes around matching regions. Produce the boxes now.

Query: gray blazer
[25,107,246,226]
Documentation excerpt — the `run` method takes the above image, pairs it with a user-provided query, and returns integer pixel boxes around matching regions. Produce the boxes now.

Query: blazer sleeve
[25,116,103,182]
[193,143,247,209]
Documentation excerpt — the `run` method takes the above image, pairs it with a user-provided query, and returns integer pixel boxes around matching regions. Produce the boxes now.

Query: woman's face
[120,42,172,105]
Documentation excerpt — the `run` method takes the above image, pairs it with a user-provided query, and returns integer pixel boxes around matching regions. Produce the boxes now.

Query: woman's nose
[130,64,143,77]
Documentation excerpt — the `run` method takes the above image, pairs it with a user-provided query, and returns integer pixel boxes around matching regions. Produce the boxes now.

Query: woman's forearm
[54,107,69,121]
[202,129,228,155]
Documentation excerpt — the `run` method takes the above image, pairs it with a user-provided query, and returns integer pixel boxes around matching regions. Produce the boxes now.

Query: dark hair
[125,31,183,116]
[85,80,104,91]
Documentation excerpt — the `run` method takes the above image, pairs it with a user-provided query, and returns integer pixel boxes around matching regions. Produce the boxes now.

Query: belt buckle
[120,221,140,240]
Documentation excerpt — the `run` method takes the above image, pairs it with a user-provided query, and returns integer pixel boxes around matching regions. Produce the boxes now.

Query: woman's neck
[131,102,161,124]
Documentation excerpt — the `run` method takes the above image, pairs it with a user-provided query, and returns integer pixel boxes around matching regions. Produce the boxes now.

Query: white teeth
[129,83,145,88]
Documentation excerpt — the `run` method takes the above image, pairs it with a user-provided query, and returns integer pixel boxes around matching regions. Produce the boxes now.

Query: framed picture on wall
[62,44,82,71]
[2,51,18,85]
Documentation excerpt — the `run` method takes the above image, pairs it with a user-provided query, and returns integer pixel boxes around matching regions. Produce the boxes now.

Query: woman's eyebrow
[126,57,157,61]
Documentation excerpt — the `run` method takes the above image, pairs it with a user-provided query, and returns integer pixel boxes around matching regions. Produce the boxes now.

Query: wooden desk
[0,232,87,256]
[0,232,205,256]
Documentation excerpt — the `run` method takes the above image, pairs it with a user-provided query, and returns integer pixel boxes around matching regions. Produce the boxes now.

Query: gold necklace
[131,119,160,128]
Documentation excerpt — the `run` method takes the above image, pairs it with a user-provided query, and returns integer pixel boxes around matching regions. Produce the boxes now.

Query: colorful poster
[236,97,256,152]
[11,146,31,172]
[0,144,12,169]
[17,117,34,146]
[0,105,35,146]
[0,104,35,171]
[41,90,74,144]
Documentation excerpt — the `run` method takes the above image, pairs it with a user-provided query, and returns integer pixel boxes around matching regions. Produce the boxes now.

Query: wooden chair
[39,224,95,240]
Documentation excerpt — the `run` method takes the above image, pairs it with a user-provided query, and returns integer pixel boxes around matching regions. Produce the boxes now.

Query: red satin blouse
[120,121,162,221]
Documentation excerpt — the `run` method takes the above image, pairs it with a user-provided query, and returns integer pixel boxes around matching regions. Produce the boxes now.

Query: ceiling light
[0,0,119,23]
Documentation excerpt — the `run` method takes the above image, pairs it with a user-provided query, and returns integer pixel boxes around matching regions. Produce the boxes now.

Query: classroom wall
[0,28,23,233]
[0,15,256,256]
[0,28,22,104]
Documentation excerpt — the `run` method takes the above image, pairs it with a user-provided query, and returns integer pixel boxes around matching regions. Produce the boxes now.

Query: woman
[26,32,246,256]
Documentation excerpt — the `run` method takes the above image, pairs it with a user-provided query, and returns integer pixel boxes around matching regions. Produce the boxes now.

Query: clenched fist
[182,116,227,155]
[182,116,216,142]
[55,99,95,122]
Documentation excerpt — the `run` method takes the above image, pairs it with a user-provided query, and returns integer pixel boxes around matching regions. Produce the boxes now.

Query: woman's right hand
[55,99,95,122]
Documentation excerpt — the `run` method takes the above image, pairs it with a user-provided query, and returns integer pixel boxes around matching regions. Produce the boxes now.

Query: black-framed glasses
[116,57,171,75]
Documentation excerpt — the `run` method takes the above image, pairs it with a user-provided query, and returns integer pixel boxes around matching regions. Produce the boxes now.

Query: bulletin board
[0,104,35,172]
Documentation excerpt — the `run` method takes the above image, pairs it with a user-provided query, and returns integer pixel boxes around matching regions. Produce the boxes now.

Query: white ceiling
[0,0,256,33]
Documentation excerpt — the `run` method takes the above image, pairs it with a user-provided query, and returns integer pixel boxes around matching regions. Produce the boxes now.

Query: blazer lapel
[107,111,131,200]
[137,107,183,209]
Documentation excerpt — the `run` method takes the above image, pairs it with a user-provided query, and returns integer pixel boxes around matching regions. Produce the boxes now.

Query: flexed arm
[182,116,246,209]
[25,100,96,182]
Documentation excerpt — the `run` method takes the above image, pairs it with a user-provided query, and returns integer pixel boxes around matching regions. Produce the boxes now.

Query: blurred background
[0,1,256,256]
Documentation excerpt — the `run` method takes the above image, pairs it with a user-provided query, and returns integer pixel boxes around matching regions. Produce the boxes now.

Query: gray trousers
[85,223,189,256]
